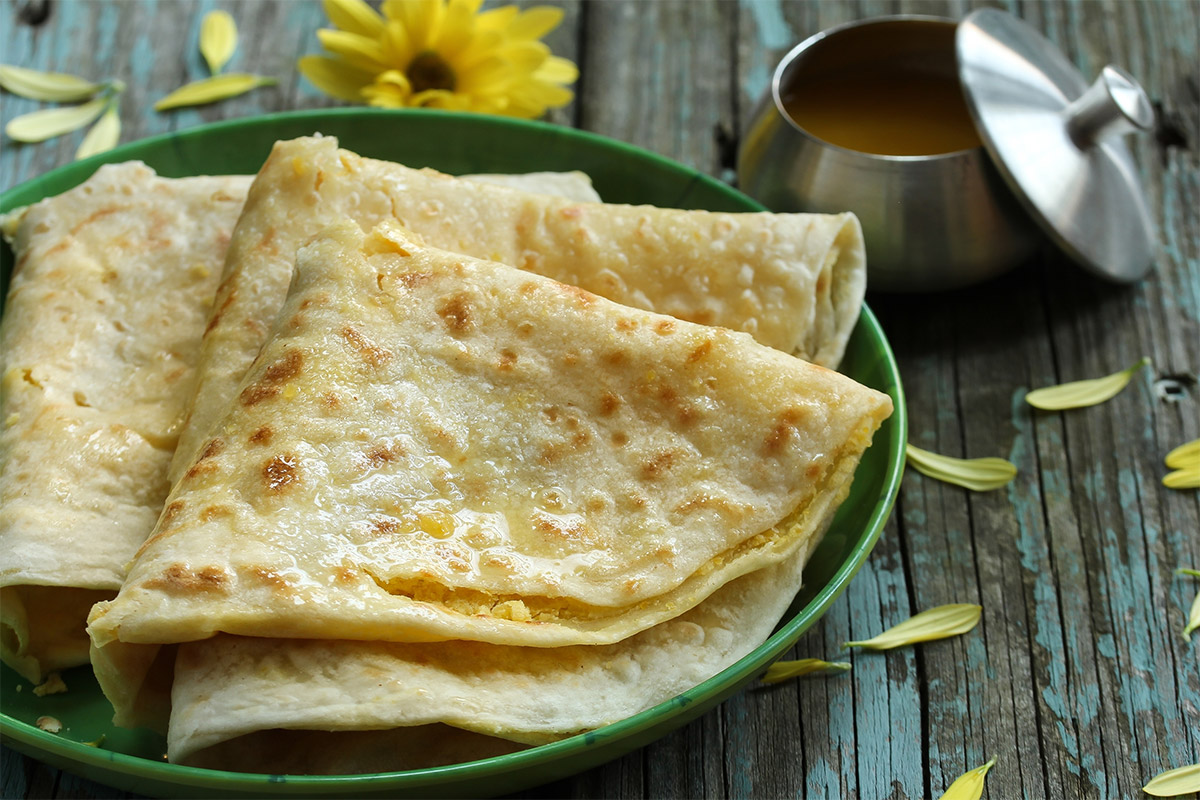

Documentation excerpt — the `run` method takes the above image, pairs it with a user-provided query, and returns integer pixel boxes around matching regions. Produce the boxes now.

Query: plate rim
[0,108,906,796]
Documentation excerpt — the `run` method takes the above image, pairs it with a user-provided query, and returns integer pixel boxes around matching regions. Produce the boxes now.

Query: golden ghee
[783,68,982,156]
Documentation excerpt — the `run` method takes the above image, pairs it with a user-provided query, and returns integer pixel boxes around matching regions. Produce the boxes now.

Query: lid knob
[1065,65,1155,148]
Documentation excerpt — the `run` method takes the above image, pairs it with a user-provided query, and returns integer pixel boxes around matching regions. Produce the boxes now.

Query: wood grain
[2,1,1197,798]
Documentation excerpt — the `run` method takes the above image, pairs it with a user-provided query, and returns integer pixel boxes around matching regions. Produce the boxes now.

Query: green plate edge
[0,108,907,799]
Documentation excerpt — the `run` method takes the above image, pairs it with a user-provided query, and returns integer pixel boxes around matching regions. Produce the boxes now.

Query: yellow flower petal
[381,21,415,71]
[0,64,102,102]
[1163,468,1200,490]
[536,55,579,85]
[937,758,996,800]
[761,658,851,684]
[75,105,120,159]
[1025,356,1150,410]
[383,0,442,51]
[5,97,107,142]
[905,444,1017,492]
[200,10,238,75]
[317,28,390,72]
[844,604,982,650]
[1143,763,1200,797]
[297,55,374,102]
[506,6,564,40]
[1165,438,1200,470]
[154,73,276,111]
[475,5,519,34]
[324,0,385,37]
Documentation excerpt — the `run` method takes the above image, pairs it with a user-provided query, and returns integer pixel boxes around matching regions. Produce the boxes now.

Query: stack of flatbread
[0,135,891,774]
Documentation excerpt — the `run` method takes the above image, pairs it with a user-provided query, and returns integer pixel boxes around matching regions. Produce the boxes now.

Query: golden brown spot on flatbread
[543,406,560,423]
[677,404,699,426]
[335,566,358,584]
[372,518,401,535]
[248,426,273,446]
[612,431,628,446]
[674,493,741,517]
[322,392,341,411]
[519,281,539,297]
[145,564,228,594]
[204,286,240,335]
[806,463,823,480]
[533,512,589,541]
[586,497,607,513]
[200,505,233,522]
[184,438,225,479]
[654,319,676,335]
[69,206,121,235]
[688,339,713,363]
[559,206,583,220]
[263,454,300,494]
[160,501,185,529]
[560,283,597,307]
[288,313,306,330]
[497,349,518,371]
[816,273,829,294]
[248,567,292,591]
[436,292,474,334]
[257,227,279,256]
[616,318,638,332]
[562,351,579,367]
[516,321,535,338]
[435,543,471,573]
[239,384,280,407]
[640,450,678,480]
[764,407,810,455]
[599,392,621,416]
[604,350,627,366]
[365,443,404,468]
[263,349,304,384]
[341,326,392,366]
[623,577,643,594]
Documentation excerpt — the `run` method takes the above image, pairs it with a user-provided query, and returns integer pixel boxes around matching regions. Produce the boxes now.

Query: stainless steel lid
[956,8,1157,282]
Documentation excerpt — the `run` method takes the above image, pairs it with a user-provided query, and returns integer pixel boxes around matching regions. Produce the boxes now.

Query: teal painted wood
[2,1,1198,799]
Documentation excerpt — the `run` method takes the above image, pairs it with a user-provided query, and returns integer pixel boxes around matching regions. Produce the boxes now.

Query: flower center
[406,51,456,93]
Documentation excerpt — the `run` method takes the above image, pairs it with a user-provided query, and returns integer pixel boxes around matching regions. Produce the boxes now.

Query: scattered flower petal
[905,444,1017,492]
[761,658,851,684]
[5,97,108,142]
[200,10,238,75]
[1165,438,1200,470]
[1143,763,1200,797]
[937,758,996,800]
[0,64,102,102]
[75,105,120,159]
[1178,569,1200,641]
[154,73,276,110]
[845,604,982,651]
[1025,357,1151,410]
[1164,468,1200,490]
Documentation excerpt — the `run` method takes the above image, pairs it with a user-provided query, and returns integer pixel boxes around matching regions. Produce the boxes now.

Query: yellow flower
[298,0,577,119]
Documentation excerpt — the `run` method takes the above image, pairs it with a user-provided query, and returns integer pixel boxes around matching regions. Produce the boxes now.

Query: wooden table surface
[2,1,1197,798]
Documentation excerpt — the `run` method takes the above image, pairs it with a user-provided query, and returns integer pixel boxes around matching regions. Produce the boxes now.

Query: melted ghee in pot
[782,68,983,157]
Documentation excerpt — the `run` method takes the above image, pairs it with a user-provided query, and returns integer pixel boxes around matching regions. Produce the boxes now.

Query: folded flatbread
[89,223,890,733]
[0,164,250,683]
[169,135,866,484]
[171,526,819,767]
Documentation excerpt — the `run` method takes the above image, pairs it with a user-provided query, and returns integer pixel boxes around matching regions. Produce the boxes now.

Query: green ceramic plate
[0,109,906,799]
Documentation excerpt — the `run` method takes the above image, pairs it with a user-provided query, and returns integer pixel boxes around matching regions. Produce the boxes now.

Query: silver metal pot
[737,12,1157,293]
